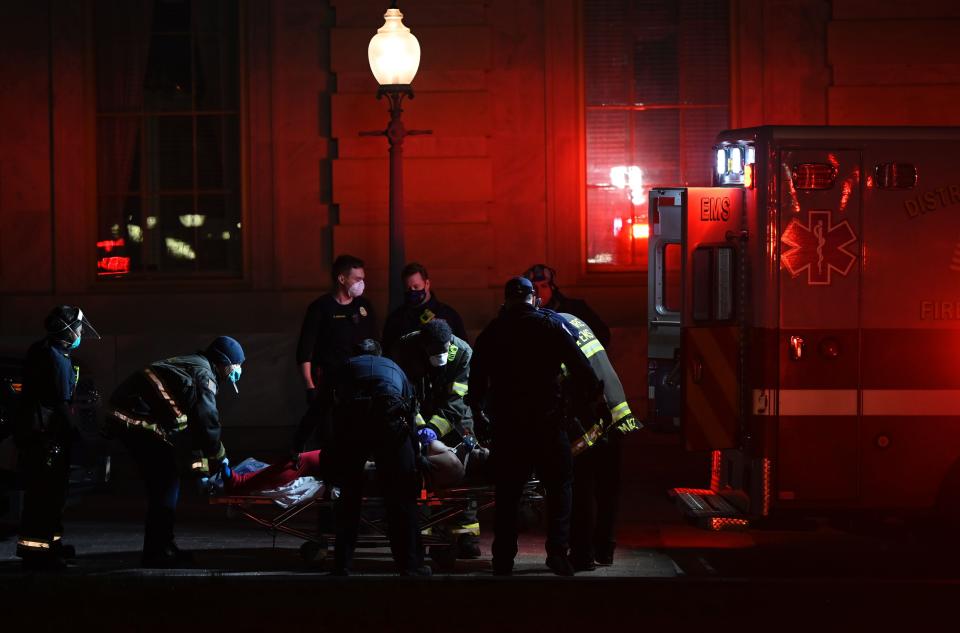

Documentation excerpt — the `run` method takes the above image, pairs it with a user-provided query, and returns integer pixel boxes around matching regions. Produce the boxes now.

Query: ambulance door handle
[692,358,703,384]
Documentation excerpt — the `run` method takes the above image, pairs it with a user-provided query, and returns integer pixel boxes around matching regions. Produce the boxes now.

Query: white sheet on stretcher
[234,457,326,508]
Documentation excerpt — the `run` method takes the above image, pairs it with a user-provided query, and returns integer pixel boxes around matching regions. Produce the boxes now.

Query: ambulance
[647,126,960,528]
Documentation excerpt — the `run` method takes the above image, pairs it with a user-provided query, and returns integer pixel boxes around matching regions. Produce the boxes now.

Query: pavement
[2,433,959,630]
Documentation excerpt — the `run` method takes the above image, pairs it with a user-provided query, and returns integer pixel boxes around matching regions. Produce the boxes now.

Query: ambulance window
[692,246,736,323]
[661,243,682,313]
[692,248,712,321]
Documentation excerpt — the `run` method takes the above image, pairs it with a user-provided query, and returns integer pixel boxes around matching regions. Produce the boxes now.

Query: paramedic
[553,312,640,571]
[467,277,600,576]
[15,306,100,570]
[523,263,610,349]
[294,254,378,452]
[388,318,481,558]
[325,344,426,576]
[103,336,244,567]
[382,261,468,351]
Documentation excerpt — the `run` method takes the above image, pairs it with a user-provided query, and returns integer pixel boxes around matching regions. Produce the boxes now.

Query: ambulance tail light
[874,162,917,189]
[792,163,837,190]
[743,163,755,188]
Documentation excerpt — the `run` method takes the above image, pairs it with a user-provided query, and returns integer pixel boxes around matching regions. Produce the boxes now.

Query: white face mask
[428,352,448,367]
[347,280,365,298]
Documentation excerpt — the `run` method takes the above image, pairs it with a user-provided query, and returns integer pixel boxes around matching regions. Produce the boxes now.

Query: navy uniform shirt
[19,338,77,434]
[382,293,468,353]
[468,303,599,422]
[296,293,378,383]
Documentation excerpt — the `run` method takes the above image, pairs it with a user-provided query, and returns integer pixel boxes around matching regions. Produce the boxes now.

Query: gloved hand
[417,427,438,446]
[219,457,232,479]
[306,388,318,407]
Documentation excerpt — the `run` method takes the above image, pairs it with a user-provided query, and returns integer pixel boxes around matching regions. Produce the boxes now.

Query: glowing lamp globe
[368,7,421,86]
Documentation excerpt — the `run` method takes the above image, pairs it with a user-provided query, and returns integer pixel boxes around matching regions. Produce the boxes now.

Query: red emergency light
[792,163,837,190]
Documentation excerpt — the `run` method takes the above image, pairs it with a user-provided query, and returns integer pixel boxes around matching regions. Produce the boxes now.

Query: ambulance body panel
[649,126,960,523]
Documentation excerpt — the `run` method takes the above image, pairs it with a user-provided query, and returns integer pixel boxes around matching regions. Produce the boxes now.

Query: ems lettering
[904,185,960,218]
[920,301,960,320]
[700,197,731,222]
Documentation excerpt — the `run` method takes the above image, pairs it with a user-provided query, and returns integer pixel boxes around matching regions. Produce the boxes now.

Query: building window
[94,0,241,278]
[583,0,729,269]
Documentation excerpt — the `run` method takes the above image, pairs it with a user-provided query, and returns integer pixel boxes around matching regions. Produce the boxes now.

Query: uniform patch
[420,308,436,324]
[359,306,368,317]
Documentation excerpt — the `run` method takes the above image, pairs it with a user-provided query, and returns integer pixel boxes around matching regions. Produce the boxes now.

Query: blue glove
[417,427,438,446]
[220,457,231,479]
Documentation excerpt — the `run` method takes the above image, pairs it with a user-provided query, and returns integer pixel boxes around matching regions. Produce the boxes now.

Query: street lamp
[363,2,430,310]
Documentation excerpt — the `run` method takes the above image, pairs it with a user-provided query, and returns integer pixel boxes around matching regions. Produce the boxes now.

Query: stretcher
[210,473,543,569]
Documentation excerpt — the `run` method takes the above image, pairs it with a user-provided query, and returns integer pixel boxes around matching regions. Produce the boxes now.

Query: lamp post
[362,2,430,311]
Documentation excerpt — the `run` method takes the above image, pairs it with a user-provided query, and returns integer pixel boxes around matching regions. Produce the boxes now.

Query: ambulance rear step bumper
[668,488,750,531]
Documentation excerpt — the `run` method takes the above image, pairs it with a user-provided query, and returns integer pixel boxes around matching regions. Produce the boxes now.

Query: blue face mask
[228,366,242,383]
[69,336,81,350]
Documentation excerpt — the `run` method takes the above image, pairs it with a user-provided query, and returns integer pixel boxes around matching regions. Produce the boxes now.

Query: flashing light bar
[714,142,755,186]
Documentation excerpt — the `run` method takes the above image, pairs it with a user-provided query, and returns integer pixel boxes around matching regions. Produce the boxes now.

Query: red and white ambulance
[648,126,960,528]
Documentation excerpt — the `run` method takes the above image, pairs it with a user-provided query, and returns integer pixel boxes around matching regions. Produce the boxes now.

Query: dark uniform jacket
[388,332,473,441]
[297,294,378,385]
[467,303,599,426]
[382,293,467,353]
[106,353,226,473]
[554,312,640,451]
[328,355,415,442]
[546,291,611,350]
[16,338,77,439]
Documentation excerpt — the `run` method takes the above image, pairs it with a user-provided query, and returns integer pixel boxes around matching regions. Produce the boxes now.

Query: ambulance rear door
[647,189,684,430]
[682,187,746,450]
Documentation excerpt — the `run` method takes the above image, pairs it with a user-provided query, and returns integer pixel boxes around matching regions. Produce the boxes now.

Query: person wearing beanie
[103,336,244,568]
[15,305,100,570]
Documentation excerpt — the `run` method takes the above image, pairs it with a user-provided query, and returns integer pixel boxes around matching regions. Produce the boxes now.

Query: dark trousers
[571,436,622,562]
[491,424,573,570]
[120,431,181,555]
[17,434,70,556]
[329,432,420,574]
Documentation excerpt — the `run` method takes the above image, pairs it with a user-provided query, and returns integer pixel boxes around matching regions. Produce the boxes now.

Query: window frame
[90,0,250,286]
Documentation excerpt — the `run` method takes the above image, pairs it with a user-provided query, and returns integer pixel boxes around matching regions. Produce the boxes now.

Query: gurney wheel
[300,538,328,562]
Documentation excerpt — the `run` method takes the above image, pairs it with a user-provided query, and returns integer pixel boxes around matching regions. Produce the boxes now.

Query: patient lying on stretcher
[206,439,490,503]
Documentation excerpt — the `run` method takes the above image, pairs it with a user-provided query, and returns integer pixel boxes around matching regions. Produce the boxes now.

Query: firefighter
[294,254,378,453]
[388,318,481,559]
[552,312,640,571]
[382,262,468,352]
[523,263,611,349]
[15,306,100,570]
[103,336,244,567]
[324,343,428,576]
[468,277,601,576]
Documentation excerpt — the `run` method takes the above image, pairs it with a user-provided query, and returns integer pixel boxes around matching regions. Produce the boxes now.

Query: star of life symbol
[781,210,857,285]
